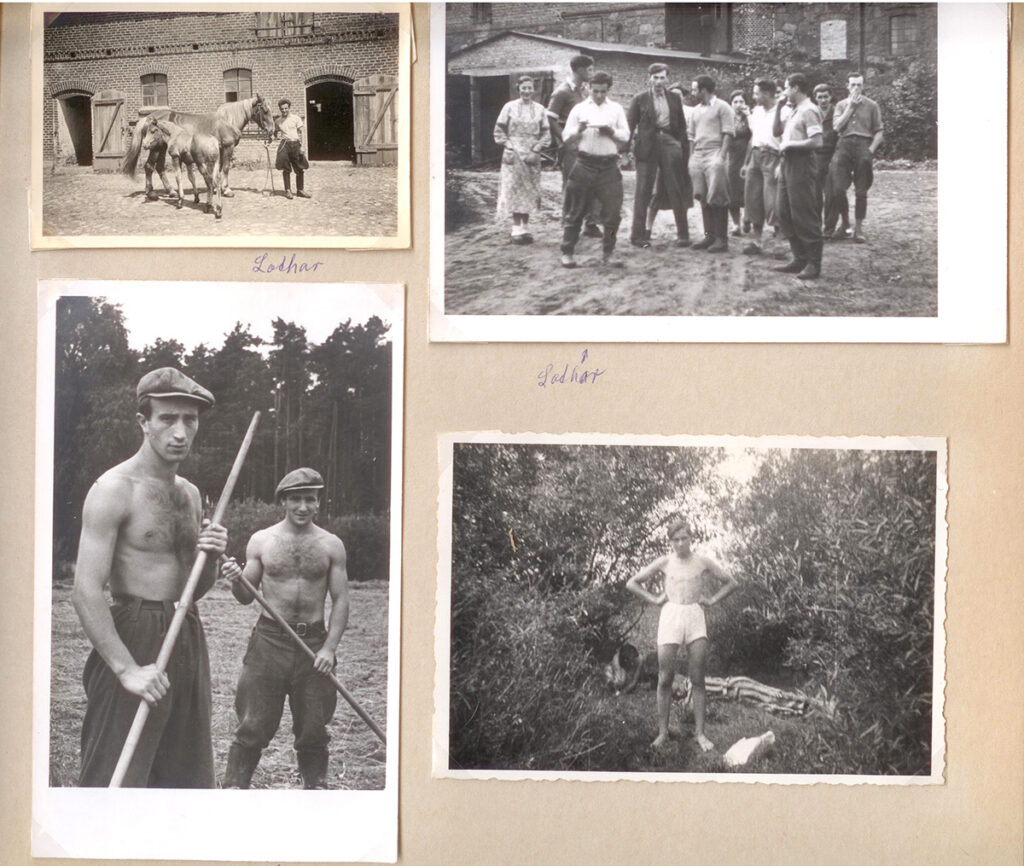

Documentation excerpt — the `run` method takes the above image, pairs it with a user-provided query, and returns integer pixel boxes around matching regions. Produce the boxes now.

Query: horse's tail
[122,119,146,177]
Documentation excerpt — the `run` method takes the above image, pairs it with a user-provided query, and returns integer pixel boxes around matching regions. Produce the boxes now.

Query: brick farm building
[446,2,936,165]
[44,11,400,171]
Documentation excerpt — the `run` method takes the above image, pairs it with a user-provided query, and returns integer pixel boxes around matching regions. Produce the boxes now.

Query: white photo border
[434,431,948,784]
[33,280,404,862]
[31,4,413,250]
[429,3,1007,343]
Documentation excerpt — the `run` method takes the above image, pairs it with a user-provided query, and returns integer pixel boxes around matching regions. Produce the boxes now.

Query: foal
[141,116,223,218]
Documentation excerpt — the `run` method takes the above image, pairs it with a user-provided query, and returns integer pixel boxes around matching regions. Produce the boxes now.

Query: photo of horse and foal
[121,95,275,220]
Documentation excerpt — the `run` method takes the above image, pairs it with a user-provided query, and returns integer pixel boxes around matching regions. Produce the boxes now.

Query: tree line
[53,296,392,570]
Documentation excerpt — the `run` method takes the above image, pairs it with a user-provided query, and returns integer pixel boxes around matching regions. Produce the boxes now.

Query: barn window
[223,68,252,103]
[470,4,492,24]
[255,12,314,37]
[890,13,919,56]
[141,73,168,107]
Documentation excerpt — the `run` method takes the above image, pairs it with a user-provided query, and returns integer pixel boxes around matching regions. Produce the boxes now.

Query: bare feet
[696,733,714,752]
[651,733,670,749]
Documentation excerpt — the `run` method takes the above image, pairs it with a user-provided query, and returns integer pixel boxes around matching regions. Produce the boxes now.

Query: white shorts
[657,602,708,646]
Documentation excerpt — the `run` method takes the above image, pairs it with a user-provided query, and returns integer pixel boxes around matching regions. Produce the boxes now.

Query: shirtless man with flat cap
[72,367,229,787]
[220,467,350,789]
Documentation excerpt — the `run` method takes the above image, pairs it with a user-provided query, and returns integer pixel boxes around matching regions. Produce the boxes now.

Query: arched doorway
[305,79,354,162]
[54,91,93,166]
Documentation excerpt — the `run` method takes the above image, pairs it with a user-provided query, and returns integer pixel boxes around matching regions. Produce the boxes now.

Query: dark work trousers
[776,150,823,255]
[631,132,689,242]
[816,149,848,233]
[560,143,601,228]
[561,154,623,256]
[223,618,338,788]
[829,136,874,222]
[79,598,214,788]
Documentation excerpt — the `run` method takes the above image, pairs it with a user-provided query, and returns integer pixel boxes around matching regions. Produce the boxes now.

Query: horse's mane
[216,95,270,131]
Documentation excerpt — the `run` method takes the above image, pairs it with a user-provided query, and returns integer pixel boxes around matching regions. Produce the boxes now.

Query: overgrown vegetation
[449,443,938,775]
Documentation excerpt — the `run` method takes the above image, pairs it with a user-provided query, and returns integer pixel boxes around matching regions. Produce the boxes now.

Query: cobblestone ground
[43,162,397,238]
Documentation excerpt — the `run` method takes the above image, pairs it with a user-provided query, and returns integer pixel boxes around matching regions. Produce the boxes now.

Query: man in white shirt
[559,71,631,268]
[687,75,735,253]
[741,78,783,256]
[274,98,310,200]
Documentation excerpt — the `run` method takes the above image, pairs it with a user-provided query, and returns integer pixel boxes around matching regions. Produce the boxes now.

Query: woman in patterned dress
[493,75,551,244]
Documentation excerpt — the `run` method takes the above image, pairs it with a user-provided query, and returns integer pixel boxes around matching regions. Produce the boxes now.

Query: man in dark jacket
[627,63,692,248]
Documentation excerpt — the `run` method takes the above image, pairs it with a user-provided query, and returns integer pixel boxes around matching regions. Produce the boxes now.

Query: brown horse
[123,94,274,199]
[141,116,222,218]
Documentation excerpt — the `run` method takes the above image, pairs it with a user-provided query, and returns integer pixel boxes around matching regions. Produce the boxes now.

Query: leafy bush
[450,567,640,770]
[873,61,937,162]
[220,499,390,581]
[719,450,937,775]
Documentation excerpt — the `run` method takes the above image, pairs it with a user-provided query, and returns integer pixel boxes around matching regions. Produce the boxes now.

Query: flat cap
[136,367,215,409]
[276,467,325,497]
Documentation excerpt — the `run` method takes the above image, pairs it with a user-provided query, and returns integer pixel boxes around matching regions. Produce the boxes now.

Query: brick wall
[43,11,399,164]
[448,3,937,79]
[733,3,936,81]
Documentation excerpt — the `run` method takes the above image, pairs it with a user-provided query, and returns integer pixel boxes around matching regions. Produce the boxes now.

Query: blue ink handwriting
[537,349,606,388]
[252,252,325,275]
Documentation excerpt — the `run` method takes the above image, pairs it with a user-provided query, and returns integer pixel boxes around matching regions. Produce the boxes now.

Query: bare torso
[662,552,708,604]
[102,462,201,601]
[255,523,335,622]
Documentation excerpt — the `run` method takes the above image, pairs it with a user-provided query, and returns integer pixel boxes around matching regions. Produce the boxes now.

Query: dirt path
[444,168,937,317]
[43,163,397,238]
[49,580,388,789]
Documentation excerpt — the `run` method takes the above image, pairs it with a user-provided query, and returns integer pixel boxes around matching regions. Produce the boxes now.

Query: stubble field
[49,579,388,790]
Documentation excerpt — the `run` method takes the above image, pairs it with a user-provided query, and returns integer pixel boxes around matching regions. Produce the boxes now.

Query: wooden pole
[108,411,261,788]
[234,571,386,745]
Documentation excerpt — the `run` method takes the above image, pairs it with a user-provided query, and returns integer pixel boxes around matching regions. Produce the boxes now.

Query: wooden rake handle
[236,572,386,745]
[108,411,261,788]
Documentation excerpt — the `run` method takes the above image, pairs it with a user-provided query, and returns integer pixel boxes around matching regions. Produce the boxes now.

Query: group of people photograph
[494,56,882,280]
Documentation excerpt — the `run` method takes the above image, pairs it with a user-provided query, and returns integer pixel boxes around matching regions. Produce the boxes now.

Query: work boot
[773,238,807,274]
[222,743,261,789]
[797,241,823,280]
[690,203,714,250]
[296,190,312,199]
[298,750,329,790]
[707,207,729,253]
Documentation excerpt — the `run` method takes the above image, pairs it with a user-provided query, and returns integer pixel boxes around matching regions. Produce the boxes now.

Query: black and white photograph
[33,280,402,862]
[436,433,946,782]
[32,5,410,248]
[430,2,1006,342]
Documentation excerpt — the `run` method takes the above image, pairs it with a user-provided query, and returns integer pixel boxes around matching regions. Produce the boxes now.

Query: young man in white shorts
[627,519,739,751]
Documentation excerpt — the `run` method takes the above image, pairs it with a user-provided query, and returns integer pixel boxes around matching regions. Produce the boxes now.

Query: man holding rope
[220,468,350,789]
[72,368,228,787]
[275,98,311,200]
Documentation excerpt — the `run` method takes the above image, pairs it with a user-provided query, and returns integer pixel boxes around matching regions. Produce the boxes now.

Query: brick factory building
[44,10,400,171]
[446,2,936,165]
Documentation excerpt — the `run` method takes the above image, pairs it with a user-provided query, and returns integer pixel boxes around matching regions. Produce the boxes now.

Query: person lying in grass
[627,519,739,751]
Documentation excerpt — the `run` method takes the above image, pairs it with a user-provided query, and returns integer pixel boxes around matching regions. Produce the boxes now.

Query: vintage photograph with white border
[435,432,946,784]
[430,2,1007,342]
[32,4,411,249]
[33,280,402,862]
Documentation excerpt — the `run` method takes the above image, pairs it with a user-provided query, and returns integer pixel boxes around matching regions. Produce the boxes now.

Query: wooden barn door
[91,89,126,172]
[353,74,398,166]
